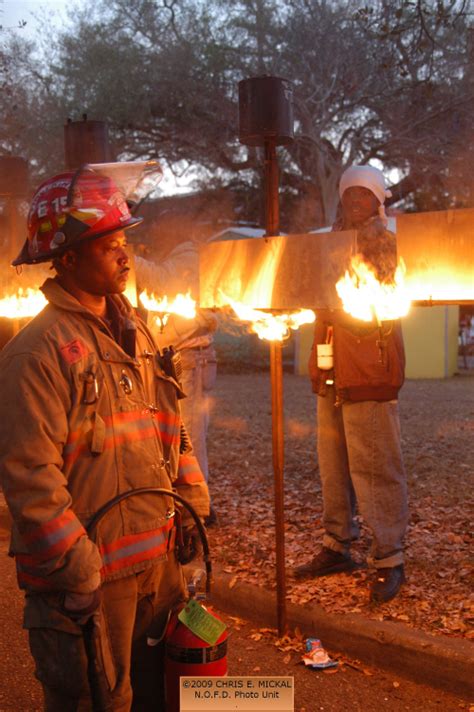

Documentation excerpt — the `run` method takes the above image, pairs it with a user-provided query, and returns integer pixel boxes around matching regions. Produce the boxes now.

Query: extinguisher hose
[86,487,212,595]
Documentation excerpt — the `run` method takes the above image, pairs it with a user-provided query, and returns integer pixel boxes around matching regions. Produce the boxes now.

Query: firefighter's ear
[58,250,77,270]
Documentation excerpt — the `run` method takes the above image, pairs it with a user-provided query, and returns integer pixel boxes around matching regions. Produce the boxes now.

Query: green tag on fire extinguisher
[178,599,227,645]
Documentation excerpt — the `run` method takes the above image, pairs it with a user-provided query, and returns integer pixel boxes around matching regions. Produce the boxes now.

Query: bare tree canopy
[1,0,472,230]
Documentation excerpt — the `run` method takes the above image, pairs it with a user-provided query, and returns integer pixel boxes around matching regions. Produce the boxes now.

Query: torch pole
[264,138,287,636]
[270,339,286,636]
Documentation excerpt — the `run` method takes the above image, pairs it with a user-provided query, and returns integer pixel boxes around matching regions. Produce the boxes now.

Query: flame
[405,275,474,303]
[241,238,285,307]
[201,236,286,309]
[139,290,196,329]
[206,239,315,341]
[0,288,47,319]
[336,256,411,322]
[220,291,315,341]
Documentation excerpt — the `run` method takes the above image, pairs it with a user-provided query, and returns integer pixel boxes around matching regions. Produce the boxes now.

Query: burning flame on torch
[139,290,196,329]
[0,288,47,319]
[220,291,315,341]
[336,256,411,322]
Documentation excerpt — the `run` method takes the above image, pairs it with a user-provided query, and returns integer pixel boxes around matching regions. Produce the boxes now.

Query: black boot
[204,505,218,527]
[370,565,405,603]
[294,547,357,578]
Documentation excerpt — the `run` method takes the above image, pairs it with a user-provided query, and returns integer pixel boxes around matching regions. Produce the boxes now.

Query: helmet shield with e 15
[13,160,162,266]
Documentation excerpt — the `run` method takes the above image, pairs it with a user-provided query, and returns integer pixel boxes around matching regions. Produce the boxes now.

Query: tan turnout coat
[0,278,209,602]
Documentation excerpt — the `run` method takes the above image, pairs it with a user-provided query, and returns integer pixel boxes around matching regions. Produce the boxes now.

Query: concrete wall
[294,306,460,378]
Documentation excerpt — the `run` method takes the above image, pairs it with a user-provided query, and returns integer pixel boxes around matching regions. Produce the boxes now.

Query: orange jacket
[308,217,405,403]
[0,278,209,595]
[308,310,405,403]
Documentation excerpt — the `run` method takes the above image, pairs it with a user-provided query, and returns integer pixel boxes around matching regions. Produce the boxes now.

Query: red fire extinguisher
[164,593,228,712]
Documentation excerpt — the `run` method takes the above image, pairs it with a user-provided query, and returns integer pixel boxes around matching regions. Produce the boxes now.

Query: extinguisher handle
[188,568,207,598]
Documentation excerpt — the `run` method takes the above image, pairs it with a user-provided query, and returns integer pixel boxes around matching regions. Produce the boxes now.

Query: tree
[275,0,473,221]
[1,0,471,229]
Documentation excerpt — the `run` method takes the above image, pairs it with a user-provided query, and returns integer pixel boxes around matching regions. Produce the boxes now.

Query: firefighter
[0,165,210,711]
[135,241,219,526]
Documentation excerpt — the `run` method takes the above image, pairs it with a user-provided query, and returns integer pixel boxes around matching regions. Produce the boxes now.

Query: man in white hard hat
[295,165,408,604]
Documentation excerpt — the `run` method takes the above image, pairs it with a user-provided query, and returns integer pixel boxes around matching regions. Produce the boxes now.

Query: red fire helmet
[13,161,162,266]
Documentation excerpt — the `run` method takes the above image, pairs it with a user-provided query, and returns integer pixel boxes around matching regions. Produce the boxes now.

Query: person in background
[136,241,219,526]
[0,166,209,711]
[295,165,408,603]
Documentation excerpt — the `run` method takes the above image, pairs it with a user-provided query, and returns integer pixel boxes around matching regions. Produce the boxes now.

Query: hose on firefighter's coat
[83,487,211,712]
[86,487,212,593]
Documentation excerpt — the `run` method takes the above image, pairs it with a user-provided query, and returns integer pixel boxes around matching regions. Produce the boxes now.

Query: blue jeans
[317,390,408,568]
[179,345,217,482]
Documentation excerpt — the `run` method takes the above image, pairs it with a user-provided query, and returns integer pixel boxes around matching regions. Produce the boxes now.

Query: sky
[0,0,398,197]
[0,0,197,195]
[0,0,68,36]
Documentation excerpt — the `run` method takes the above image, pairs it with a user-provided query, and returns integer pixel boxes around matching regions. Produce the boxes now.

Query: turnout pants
[317,390,408,568]
[26,552,187,712]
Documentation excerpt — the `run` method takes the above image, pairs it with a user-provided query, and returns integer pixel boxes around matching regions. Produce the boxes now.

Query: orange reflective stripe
[64,410,180,466]
[102,426,157,449]
[21,510,85,560]
[16,567,53,591]
[63,442,88,467]
[175,454,205,485]
[99,520,175,576]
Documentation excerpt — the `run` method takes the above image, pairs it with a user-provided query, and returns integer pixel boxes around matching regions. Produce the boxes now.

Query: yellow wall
[402,306,459,379]
[294,323,316,376]
[294,306,459,379]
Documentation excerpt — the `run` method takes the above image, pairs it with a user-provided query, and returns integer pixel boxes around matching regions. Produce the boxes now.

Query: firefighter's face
[64,231,130,295]
[341,186,380,227]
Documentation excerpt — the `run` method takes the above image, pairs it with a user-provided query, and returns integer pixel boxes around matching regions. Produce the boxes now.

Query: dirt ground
[205,372,474,641]
[0,537,469,711]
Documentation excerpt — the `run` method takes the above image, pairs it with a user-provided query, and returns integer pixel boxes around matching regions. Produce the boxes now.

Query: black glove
[178,524,203,565]
[61,589,102,625]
